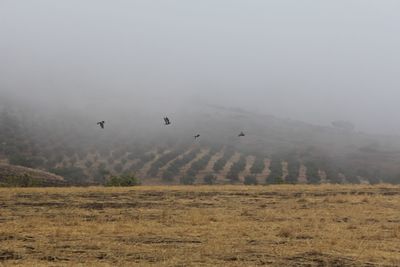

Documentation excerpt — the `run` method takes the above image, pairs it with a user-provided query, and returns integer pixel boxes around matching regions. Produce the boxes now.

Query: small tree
[305,162,320,184]
[266,157,283,184]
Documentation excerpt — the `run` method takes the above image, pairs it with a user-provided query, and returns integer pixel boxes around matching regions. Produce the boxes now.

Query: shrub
[105,173,140,186]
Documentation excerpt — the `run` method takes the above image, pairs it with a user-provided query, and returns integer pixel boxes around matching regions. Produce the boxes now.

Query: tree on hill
[187,151,213,177]
[161,149,200,182]
[213,149,235,173]
[227,155,246,182]
[305,162,320,184]
[286,158,300,184]
[266,156,283,184]
[250,157,265,174]
[148,150,181,177]
[50,167,88,184]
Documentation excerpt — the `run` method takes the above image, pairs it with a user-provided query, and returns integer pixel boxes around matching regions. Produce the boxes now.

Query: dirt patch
[0,250,22,261]
[285,251,368,267]
[118,236,202,245]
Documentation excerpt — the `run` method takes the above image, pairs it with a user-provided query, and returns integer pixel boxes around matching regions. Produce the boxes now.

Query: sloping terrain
[0,164,65,187]
[1,98,400,185]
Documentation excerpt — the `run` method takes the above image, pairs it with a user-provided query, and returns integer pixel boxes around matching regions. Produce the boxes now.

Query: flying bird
[194,134,200,139]
[163,117,171,125]
[97,121,105,129]
[238,131,245,137]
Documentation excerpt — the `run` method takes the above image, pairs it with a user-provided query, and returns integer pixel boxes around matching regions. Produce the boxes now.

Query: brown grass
[0,184,399,266]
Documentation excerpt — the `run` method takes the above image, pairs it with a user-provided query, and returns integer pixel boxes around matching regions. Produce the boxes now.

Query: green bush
[105,173,140,187]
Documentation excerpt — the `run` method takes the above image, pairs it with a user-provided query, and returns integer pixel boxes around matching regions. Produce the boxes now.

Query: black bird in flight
[164,117,171,125]
[97,121,105,129]
[238,131,245,137]
[194,134,200,139]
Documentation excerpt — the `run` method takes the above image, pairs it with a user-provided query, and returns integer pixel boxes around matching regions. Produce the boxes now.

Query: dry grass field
[0,185,399,266]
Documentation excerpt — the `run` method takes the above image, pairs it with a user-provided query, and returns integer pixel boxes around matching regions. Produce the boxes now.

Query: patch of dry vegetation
[0,185,399,266]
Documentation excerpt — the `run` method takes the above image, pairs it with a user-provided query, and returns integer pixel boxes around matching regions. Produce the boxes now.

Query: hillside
[0,164,65,187]
[1,98,400,185]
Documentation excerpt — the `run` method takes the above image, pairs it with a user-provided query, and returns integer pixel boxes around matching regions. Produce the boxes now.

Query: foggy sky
[1,1,400,134]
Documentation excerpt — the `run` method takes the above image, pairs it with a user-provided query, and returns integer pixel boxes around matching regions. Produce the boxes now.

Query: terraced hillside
[2,99,400,185]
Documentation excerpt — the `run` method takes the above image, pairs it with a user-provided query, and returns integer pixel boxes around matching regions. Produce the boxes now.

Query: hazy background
[1,0,400,134]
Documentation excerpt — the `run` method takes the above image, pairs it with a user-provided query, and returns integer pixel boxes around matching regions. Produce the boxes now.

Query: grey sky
[1,1,400,134]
